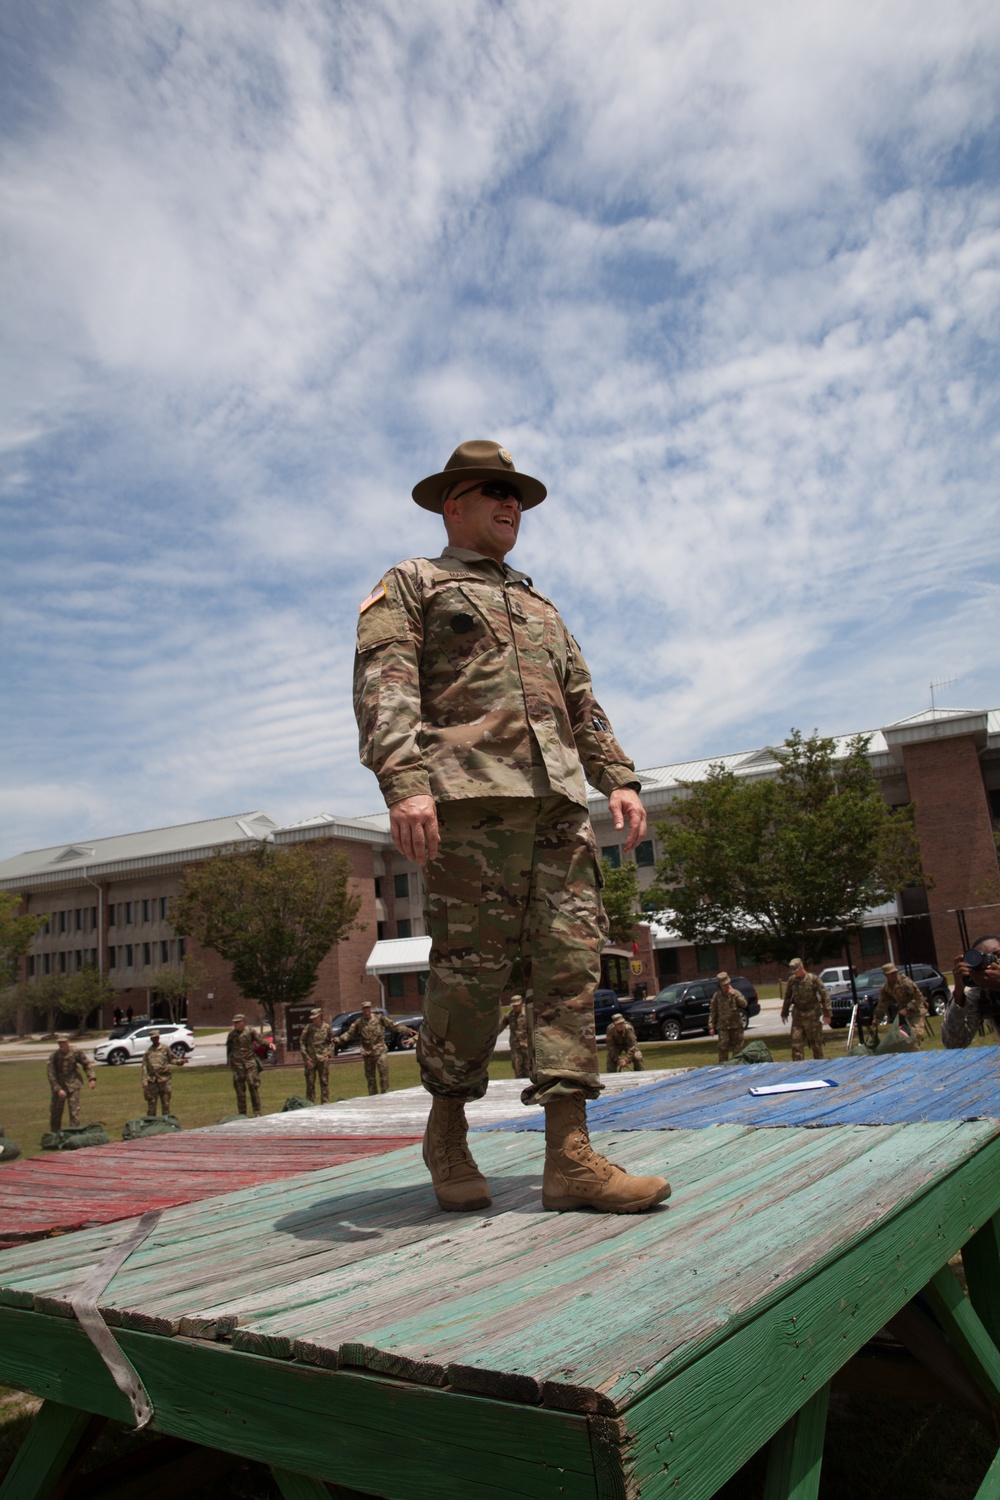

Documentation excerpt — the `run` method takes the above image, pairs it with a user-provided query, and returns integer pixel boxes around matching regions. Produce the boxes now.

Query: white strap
[69,1209,162,1428]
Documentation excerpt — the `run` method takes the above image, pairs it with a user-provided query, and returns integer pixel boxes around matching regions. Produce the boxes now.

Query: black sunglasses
[449,480,522,509]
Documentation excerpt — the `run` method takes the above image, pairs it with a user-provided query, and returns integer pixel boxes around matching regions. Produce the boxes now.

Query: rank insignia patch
[359,583,386,614]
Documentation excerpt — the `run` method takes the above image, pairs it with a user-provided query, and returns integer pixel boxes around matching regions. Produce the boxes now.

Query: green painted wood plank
[0,1309,597,1500]
[613,1130,1000,1500]
[965,1212,1000,1353]
[973,1443,1000,1500]
[271,1468,335,1500]
[762,1383,830,1500]
[924,1263,1000,1408]
[0,1400,91,1500]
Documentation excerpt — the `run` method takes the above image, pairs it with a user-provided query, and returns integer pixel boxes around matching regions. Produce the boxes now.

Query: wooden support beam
[973,1444,1000,1500]
[0,1401,92,1500]
[965,1214,1000,1352]
[924,1265,1000,1410]
[271,1470,331,1500]
[762,1382,830,1500]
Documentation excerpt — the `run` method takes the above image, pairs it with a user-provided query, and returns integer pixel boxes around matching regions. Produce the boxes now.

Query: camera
[963,949,998,972]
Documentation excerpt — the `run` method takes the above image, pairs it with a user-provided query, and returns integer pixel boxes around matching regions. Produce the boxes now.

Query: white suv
[94,1022,195,1066]
[818,967,855,995]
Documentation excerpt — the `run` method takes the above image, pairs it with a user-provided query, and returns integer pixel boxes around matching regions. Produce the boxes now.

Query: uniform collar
[441,545,532,585]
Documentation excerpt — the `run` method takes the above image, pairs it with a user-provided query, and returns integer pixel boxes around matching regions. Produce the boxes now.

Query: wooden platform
[5,1081,1000,1498]
[0,1134,420,1248]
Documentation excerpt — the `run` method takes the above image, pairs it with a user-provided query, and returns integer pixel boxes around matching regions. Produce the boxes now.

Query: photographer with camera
[941,936,1000,1049]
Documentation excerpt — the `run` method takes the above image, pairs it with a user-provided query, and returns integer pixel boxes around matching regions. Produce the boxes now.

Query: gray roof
[0,812,278,891]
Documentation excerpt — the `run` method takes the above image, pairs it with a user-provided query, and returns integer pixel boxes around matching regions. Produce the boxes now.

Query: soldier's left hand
[609,787,646,853]
[89,1079,96,1089]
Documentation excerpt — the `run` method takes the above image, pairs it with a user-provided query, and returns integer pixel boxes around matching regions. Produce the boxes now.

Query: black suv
[827,965,950,1028]
[628,977,760,1042]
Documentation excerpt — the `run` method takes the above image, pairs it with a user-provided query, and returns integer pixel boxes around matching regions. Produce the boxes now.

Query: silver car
[94,1022,195,1066]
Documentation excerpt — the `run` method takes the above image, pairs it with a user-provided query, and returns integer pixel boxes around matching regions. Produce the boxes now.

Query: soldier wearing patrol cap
[354,439,670,1215]
[708,973,747,1063]
[299,1006,335,1103]
[334,999,416,1095]
[780,959,832,1061]
[875,961,927,1046]
[225,1013,263,1116]
[141,1028,185,1115]
[605,1013,645,1073]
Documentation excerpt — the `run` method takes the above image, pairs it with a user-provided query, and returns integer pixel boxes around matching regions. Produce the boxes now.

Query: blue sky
[2,0,998,859]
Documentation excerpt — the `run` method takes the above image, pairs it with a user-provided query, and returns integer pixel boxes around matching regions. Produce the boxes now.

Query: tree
[27,973,73,1035]
[171,842,363,1030]
[147,957,209,1023]
[600,859,642,948]
[643,730,926,966]
[0,892,49,987]
[63,966,116,1034]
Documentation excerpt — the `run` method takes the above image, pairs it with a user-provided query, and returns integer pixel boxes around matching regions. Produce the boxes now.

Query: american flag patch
[359,583,386,614]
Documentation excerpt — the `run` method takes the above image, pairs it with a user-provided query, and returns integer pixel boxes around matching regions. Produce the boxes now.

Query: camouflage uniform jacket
[780,973,831,1023]
[338,1013,415,1058]
[47,1047,95,1090]
[141,1044,175,1083]
[226,1028,260,1070]
[709,988,747,1029]
[606,1020,639,1053]
[505,1006,529,1047]
[354,547,638,808]
[876,973,926,1024]
[300,1021,335,1062]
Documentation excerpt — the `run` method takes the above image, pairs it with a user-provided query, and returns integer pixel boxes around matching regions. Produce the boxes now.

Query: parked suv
[827,965,951,1028]
[628,977,760,1042]
[818,967,854,996]
[94,1022,194,1065]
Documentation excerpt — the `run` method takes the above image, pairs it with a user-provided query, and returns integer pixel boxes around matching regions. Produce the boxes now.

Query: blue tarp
[481,1048,1000,1131]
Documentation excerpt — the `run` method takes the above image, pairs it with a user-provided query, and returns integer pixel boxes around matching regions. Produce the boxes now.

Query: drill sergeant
[354,439,669,1214]
[335,1000,417,1095]
[300,1006,336,1103]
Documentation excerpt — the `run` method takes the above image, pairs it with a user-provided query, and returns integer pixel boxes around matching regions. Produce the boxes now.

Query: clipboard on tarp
[748,1079,838,1097]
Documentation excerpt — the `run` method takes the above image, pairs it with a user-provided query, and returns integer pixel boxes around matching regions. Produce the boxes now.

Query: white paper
[747,1079,837,1096]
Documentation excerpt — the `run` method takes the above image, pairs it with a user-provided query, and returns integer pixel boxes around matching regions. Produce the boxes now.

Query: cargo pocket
[445,902,481,965]
[424,998,450,1039]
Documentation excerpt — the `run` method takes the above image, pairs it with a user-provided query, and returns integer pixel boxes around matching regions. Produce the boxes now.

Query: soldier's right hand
[389,794,440,864]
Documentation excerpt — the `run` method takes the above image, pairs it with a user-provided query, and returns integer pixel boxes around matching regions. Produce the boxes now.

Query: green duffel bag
[281,1096,312,1111]
[731,1039,774,1065]
[40,1123,111,1151]
[0,1138,22,1162]
[122,1115,182,1140]
[872,1016,917,1055]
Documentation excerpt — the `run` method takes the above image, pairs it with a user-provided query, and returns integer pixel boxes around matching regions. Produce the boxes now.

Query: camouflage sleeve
[874,984,891,1022]
[560,628,638,796]
[78,1050,96,1082]
[353,565,431,807]
[709,993,720,1027]
[816,979,831,1013]
[46,1056,57,1090]
[384,1016,415,1037]
[338,1019,360,1045]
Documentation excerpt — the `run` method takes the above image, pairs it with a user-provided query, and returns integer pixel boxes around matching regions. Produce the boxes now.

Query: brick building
[3,705,998,1037]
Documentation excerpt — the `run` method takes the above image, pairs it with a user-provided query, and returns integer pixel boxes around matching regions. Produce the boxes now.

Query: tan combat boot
[542,1094,671,1213]
[423,1097,492,1212]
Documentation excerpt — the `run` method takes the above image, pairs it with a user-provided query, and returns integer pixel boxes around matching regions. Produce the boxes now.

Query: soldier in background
[875,962,928,1047]
[354,439,669,1216]
[780,959,832,1061]
[709,972,747,1063]
[47,1037,96,1131]
[335,1000,416,1095]
[300,1006,335,1103]
[605,1013,645,1072]
[226,1013,263,1117]
[505,995,530,1078]
[142,1029,185,1115]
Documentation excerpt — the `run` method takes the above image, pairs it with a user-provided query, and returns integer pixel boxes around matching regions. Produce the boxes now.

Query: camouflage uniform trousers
[608,1044,645,1072]
[417,795,603,1106]
[304,1057,331,1103]
[362,1048,391,1096]
[143,1081,172,1116]
[231,1063,261,1116]
[50,1081,83,1131]
[509,1040,531,1079]
[716,1025,745,1064]
[790,1012,826,1061]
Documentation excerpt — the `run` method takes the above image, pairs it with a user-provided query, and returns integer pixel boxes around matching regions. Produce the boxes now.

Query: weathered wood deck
[4,1054,1000,1498]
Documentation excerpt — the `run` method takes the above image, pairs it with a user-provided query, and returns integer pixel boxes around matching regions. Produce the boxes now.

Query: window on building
[737,952,758,969]
[75,909,82,931]
[601,845,622,869]
[124,902,133,924]
[394,873,409,899]
[374,877,383,899]
[43,953,50,975]
[90,948,97,967]
[635,840,655,868]
[108,947,116,970]
[377,921,387,940]
[143,943,151,966]
[860,928,885,957]
[990,788,1000,819]
[59,911,66,934]
[161,940,169,963]
[28,956,35,977]
[59,952,67,973]
[75,950,83,970]
[125,945,134,967]
[108,905,115,927]
[387,973,405,999]
[159,896,169,920]
[178,937,185,959]
[657,949,680,978]
[91,907,97,929]
[141,899,149,922]
[695,944,719,972]
[418,971,429,996]
[43,918,50,935]
[396,919,412,939]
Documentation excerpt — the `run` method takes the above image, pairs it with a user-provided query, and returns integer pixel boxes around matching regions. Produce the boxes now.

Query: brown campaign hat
[412,440,546,513]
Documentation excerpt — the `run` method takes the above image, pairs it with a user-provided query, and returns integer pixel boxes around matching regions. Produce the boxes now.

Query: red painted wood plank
[0,1135,420,1245]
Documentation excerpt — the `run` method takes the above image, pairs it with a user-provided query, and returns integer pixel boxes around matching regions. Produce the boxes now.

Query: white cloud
[1,0,998,856]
